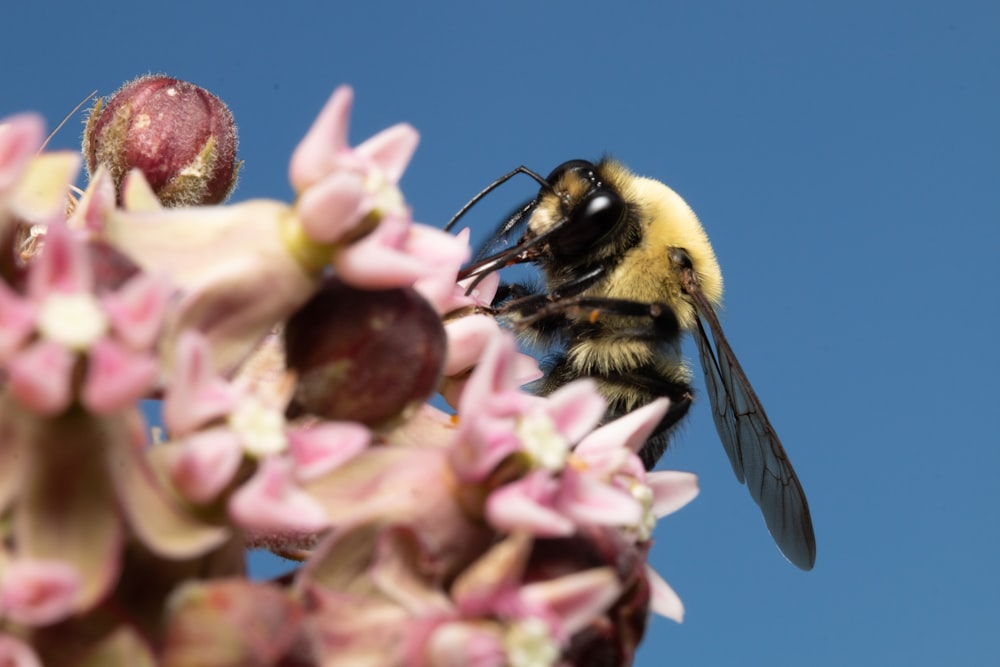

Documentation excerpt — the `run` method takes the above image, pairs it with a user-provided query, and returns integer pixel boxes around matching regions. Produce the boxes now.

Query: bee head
[528,159,627,261]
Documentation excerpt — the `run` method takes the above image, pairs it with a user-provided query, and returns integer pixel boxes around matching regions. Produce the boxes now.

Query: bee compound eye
[545,159,596,186]
[551,190,626,257]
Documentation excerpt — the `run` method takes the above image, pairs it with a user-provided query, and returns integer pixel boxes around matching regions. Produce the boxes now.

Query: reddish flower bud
[83,75,240,206]
[284,277,447,428]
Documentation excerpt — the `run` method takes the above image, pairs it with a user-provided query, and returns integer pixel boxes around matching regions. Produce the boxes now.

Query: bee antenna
[39,89,98,152]
[444,165,549,232]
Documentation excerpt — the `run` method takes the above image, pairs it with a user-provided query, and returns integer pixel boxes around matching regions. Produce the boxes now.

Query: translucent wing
[683,273,817,570]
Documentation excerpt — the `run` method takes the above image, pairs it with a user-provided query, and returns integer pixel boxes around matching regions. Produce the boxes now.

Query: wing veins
[681,267,817,570]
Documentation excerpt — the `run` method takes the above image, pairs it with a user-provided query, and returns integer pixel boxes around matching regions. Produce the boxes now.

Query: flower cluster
[0,79,697,666]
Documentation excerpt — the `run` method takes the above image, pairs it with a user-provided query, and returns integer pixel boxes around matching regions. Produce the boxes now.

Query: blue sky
[4,1,998,664]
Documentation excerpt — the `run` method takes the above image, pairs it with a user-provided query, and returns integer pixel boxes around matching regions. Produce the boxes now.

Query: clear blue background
[4,1,998,665]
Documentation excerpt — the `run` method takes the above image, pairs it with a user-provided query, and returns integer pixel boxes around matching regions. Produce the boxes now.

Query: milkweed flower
[0,81,701,665]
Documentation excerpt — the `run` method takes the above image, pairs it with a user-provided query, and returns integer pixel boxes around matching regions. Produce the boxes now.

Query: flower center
[37,292,108,350]
[516,413,569,471]
[227,397,288,458]
[363,167,406,219]
[504,618,560,667]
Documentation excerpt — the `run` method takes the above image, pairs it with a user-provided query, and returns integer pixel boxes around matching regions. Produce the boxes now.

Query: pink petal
[67,165,116,232]
[458,330,520,415]
[0,559,80,626]
[296,170,368,243]
[414,229,486,316]
[288,421,370,482]
[405,223,471,269]
[81,339,158,414]
[7,341,74,415]
[26,221,93,298]
[449,413,523,482]
[443,314,501,377]
[0,113,45,193]
[646,565,685,622]
[486,472,574,537]
[647,470,699,518]
[0,635,42,667]
[289,86,353,191]
[102,272,173,350]
[457,268,500,308]
[575,397,671,458]
[109,430,231,559]
[512,352,544,386]
[355,123,419,184]
[556,467,643,527]
[121,168,162,211]
[544,379,606,444]
[164,242,319,376]
[334,217,441,289]
[168,429,243,503]
[230,457,329,533]
[518,567,621,637]
[0,280,36,360]
[163,331,238,436]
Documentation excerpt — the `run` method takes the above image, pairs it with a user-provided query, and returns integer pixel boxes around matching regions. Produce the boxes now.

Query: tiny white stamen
[504,618,561,667]
[631,482,656,542]
[517,413,570,471]
[37,292,108,350]
[228,397,288,458]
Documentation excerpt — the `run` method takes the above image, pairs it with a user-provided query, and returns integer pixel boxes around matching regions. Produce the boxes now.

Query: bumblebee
[448,158,816,570]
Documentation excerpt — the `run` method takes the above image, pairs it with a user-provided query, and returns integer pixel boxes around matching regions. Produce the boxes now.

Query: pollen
[504,618,560,667]
[37,292,109,350]
[228,396,289,458]
[516,412,569,471]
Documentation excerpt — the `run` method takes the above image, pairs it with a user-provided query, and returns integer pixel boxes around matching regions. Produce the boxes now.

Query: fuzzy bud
[83,75,240,207]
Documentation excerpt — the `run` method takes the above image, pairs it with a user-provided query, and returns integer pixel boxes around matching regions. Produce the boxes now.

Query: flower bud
[83,75,240,206]
[284,277,446,428]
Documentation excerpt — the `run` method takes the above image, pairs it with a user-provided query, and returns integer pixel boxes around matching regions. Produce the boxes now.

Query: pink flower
[0,222,166,415]
[289,85,417,242]
[289,85,473,291]
[449,330,603,482]
[162,331,369,537]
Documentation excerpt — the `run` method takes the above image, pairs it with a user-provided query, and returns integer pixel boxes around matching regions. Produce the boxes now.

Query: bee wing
[687,283,816,571]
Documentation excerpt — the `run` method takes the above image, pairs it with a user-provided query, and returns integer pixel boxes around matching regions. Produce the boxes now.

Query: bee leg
[510,296,681,338]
